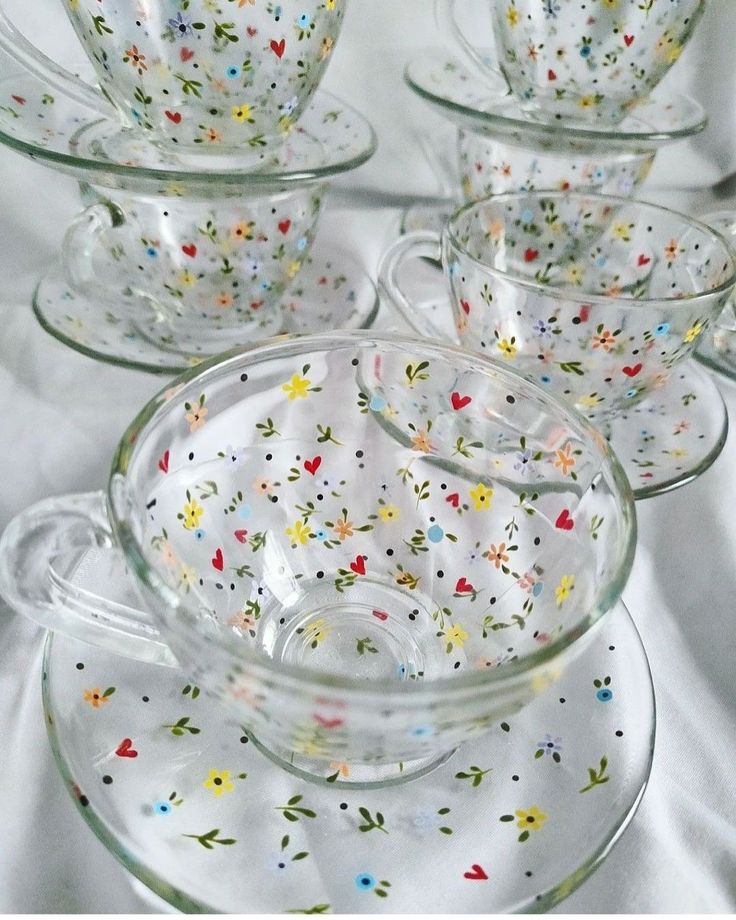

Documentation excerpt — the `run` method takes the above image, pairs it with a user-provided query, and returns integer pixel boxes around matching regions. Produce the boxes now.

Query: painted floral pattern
[489,0,706,123]
[445,193,734,422]
[120,339,631,770]
[42,601,654,912]
[62,0,345,149]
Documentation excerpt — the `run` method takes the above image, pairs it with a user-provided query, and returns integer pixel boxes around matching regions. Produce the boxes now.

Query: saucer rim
[41,597,656,914]
[405,51,707,150]
[0,84,378,188]
[32,244,381,375]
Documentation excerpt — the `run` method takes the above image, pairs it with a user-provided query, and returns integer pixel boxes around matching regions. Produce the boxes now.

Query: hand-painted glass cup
[437,0,706,125]
[380,192,736,424]
[0,0,346,154]
[457,129,655,202]
[0,333,636,786]
[63,179,325,353]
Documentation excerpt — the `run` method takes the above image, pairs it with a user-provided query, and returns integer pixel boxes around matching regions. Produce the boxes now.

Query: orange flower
[410,429,433,453]
[554,442,576,476]
[591,329,616,352]
[333,518,354,540]
[124,45,147,73]
[215,292,233,309]
[83,688,111,709]
[487,542,510,569]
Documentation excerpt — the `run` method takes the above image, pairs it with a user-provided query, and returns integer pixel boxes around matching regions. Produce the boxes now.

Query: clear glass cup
[380,192,736,425]
[0,332,636,787]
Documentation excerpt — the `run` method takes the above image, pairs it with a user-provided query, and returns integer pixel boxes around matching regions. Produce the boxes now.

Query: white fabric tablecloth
[1,0,735,912]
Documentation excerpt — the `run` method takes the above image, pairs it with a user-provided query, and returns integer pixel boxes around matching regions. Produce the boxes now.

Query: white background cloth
[1,0,736,912]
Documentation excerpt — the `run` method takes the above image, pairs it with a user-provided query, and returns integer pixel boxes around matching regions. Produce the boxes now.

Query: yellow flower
[178,564,197,591]
[378,504,400,523]
[579,95,597,109]
[181,497,204,530]
[683,322,704,343]
[506,4,519,25]
[325,0,336,8]
[445,623,469,648]
[178,269,197,286]
[555,574,575,606]
[231,103,252,123]
[515,805,547,832]
[612,222,632,241]
[282,373,311,400]
[666,447,688,458]
[469,482,494,511]
[304,618,331,647]
[578,393,603,408]
[203,769,235,796]
[83,688,110,709]
[602,0,618,7]
[287,259,302,278]
[285,519,312,546]
[567,264,585,285]
[496,337,517,358]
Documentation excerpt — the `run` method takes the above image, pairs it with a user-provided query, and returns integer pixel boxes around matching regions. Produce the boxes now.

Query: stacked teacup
[0,1,375,363]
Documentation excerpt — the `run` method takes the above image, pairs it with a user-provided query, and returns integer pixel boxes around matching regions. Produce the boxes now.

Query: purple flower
[169,12,193,38]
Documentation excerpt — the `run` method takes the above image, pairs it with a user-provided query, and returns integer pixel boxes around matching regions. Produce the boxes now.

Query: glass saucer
[43,599,653,913]
[399,293,726,501]
[695,319,736,382]
[33,244,379,374]
[0,74,376,195]
[405,53,706,155]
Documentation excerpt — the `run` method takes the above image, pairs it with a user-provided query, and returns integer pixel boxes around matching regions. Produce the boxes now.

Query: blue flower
[514,448,534,475]
[296,236,308,251]
[654,322,670,336]
[532,581,544,597]
[539,374,551,385]
[625,388,638,399]
[596,687,613,702]
[411,724,434,737]
[427,524,444,543]
[153,801,172,816]
[315,529,328,541]
[580,44,591,58]
[281,95,299,115]
[355,873,376,891]
[168,12,193,37]
[194,528,206,542]
[225,64,241,79]
[521,208,535,223]
[297,12,311,28]
[237,504,252,520]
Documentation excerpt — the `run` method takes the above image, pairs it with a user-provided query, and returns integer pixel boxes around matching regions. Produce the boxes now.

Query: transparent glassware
[380,192,736,425]
[0,0,348,155]
[0,332,636,787]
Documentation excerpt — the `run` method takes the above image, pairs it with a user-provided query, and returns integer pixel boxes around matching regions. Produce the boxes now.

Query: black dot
[512,774,519,781]
[533,536,540,546]
[79,795,89,807]
[355,450,364,458]
[506,395,515,404]
[609,645,615,651]
[76,662,84,670]
[572,316,581,325]
[317,493,324,501]
[188,452,194,460]
[316,570,324,579]
[339,802,348,810]
[559,697,565,703]
[351,358,359,366]
[453,661,460,669]
[440,482,447,490]
[525,871,533,878]
[102,775,113,784]
[240,373,248,382]
[265,453,272,461]
[278,862,285,869]
[240,735,249,743]
[437,570,444,578]
[142,696,149,702]
[615,730,624,737]
[386,548,394,556]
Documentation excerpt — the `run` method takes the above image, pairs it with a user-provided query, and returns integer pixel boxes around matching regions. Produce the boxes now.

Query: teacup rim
[109,331,638,699]
[445,190,736,309]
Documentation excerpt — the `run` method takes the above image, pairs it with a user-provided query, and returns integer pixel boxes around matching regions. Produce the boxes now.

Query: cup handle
[434,0,500,81]
[0,5,111,115]
[62,201,126,303]
[0,491,177,666]
[378,230,458,343]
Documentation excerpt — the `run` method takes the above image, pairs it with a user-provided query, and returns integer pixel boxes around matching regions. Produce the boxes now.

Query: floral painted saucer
[0,73,376,196]
[393,290,727,501]
[43,599,653,913]
[33,245,379,374]
[405,53,706,155]
[695,319,736,382]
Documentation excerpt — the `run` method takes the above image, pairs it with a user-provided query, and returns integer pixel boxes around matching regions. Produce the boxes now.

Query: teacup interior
[122,339,631,684]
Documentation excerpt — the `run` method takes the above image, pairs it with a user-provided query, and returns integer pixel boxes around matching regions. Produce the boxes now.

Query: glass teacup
[437,0,706,125]
[0,0,346,154]
[380,192,736,425]
[0,333,636,786]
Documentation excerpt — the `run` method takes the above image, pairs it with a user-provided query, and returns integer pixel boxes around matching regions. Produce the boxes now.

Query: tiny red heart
[460,299,471,315]
[157,450,169,473]
[637,253,651,267]
[314,714,343,729]
[349,555,366,575]
[318,276,328,285]
[464,864,488,881]
[624,34,634,46]
[182,243,197,258]
[234,530,248,543]
[250,300,264,310]
[303,455,322,475]
[11,95,26,105]
[446,492,460,508]
[578,305,591,323]
[212,548,224,571]
[524,247,539,262]
[555,509,574,531]
[165,110,182,124]
[455,577,474,593]
[246,25,257,36]
[622,363,642,377]
[547,68,557,81]
[278,219,291,235]
[115,738,138,758]
[640,472,654,479]
[451,391,472,410]
[372,609,388,621]
[180,47,194,62]
[270,38,286,58]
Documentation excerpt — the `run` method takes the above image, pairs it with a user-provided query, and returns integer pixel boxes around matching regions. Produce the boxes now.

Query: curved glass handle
[434,0,499,78]
[0,491,177,666]
[62,201,126,301]
[378,231,458,344]
[0,4,110,114]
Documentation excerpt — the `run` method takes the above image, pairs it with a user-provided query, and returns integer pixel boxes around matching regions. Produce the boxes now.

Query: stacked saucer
[0,2,379,372]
